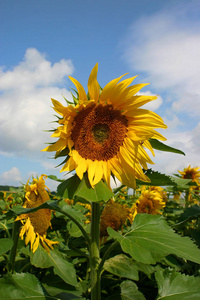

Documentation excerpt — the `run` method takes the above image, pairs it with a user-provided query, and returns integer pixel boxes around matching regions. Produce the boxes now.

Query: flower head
[178,165,200,184]
[100,200,127,237]
[17,175,58,253]
[130,189,166,221]
[42,64,167,188]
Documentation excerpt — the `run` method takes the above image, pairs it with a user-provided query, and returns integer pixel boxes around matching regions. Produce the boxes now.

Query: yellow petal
[51,98,69,116]
[92,161,104,186]
[102,161,111,188]
[75,154,88,180]
[88,63,99,102]
[42,138,67,152]
[99,74,127,104]
[32,234,40,253]
[69,76,87,104]
[60,156,77,172]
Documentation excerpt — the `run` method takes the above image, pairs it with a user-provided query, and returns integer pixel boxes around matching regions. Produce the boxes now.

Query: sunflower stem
[90,202,101,300]
[8,220,21,273]
[185,190,190,208]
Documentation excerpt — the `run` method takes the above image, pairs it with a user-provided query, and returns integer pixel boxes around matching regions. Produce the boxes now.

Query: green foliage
[155,268,200,299]
[0,273,57,300]
[57,173,114,203]
[1,170,200,299]
[107,214,200,265]
[149,139,185,156]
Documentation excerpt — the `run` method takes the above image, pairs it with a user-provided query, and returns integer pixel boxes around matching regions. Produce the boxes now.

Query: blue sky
[1,0,200,190]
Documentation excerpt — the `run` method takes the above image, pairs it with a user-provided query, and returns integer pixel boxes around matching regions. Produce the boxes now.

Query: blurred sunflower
[42,64,167,188]
[100,200,127,238]
[17,175,58,253]
[130,189,166,221]
[178,165,200,184]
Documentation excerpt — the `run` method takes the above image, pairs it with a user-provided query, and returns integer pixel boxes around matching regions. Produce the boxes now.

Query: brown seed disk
[71,104,128,161]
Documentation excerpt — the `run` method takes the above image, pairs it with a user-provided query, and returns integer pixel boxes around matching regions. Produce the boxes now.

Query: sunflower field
[0,65,200,299]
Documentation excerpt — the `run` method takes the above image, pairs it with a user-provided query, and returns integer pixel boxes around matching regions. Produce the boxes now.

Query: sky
[1,0,200,191]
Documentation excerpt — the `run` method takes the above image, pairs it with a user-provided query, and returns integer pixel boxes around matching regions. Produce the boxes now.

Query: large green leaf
[107,214,200,265]
[149,139,185,155]
[120,280,145,300]
[57,173,113,203]
[155,268,200,299]
[30,245,78,287]
[0,273,57,299]
[0,238,13,255]
[103,254,139,280]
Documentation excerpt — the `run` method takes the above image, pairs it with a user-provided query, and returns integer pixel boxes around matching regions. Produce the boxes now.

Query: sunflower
[42,64,167,188]
[178,165,200,184]
[17,175,58,253]
[130,189,166,221]
[100,200,127,238]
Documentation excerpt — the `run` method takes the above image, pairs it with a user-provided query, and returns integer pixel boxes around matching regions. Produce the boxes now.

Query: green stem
[90,202,101,300]
[8,220,21,273]
[185,190,190,208]
[98,240,118,275]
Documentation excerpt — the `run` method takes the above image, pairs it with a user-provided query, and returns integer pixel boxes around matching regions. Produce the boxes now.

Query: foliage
[0,168,200,300]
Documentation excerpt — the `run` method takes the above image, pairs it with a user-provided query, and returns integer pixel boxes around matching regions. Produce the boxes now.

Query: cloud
[121,3,200,174]
[0,48,74,158]
[122,3,200,115]
[0,167,22,185]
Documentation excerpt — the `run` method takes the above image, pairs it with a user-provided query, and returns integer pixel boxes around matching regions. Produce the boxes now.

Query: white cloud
[123,5,200,115]
[0,48,74,158]
[0,167,22,185]
[121,3,200,175]
[137,90,163,111]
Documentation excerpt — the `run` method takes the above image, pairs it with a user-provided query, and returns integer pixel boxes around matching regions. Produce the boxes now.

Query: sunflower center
[71,103,128,161]
[92,123,110,144]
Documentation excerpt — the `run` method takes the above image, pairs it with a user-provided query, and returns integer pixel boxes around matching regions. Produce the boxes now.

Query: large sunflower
[42,64,167,188]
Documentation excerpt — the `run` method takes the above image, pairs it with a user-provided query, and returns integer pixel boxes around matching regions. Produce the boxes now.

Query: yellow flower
[178,165,200,184]
[42,64,167,188]
[100,200,127,237]
[131,189,166,221]
[17,175,58,253]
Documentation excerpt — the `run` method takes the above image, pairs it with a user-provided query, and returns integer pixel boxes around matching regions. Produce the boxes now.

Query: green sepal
[149,138,185,155]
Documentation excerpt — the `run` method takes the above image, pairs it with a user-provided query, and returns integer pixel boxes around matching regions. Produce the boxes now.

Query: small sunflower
[100,200,127,237]
[17,175,58,253]
[178,165,200,184]
[130,189,166,221]
[42,64,167,188]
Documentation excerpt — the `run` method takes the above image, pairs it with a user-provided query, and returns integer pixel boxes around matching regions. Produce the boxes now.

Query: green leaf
[103,254,139,281]
[31,246,78,287]
[58,173,113,203]
[42,274,82,299]
[137,169,175,186]
[0,238,13,255]
[57,174,81,199]
[0,273,57,299]
[155,268,200,299]
[47,175,64,182]
[179,205,200,222]
[107,214,200,265]
[149,139,185,155]
[120,280,145,300]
